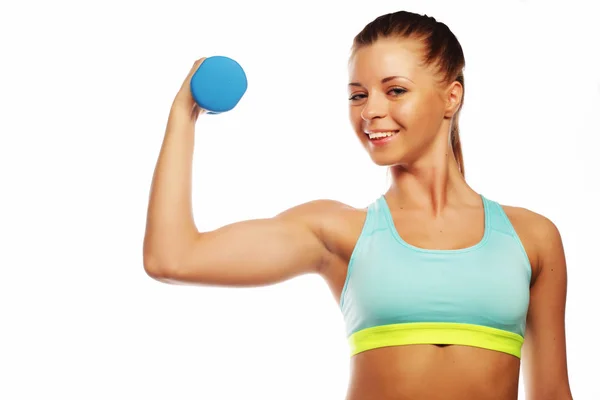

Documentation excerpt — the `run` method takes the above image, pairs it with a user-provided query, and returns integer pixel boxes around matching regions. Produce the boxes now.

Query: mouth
[365,130,399,143]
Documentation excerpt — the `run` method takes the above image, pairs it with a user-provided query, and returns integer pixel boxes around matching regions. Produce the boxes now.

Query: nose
[360,92,387,121]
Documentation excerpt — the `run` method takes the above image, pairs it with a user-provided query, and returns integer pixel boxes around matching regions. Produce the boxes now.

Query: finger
[181,57,207,89]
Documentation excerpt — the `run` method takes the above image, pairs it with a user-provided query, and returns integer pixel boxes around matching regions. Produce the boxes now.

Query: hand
[172,58,207,121]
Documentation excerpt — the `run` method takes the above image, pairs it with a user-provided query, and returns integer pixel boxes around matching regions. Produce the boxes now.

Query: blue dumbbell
[190,56,248,114]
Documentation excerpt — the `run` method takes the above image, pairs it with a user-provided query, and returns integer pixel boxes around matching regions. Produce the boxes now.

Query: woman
[143,10,573,400]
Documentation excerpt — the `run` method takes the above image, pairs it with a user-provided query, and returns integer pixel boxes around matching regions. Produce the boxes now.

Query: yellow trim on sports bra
[348,322,525,358]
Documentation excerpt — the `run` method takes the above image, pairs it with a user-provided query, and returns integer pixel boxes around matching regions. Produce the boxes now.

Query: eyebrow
[348,75,414,87]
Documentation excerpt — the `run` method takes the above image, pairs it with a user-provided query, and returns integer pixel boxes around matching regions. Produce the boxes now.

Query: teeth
[368,131,397,139]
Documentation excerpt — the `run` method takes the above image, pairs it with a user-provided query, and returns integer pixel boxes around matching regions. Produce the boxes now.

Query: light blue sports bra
[339,194,532,358]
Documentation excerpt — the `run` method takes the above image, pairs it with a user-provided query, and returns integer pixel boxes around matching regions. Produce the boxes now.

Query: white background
[1,0,598,399]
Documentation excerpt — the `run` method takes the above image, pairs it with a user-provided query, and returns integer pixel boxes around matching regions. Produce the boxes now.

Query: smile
[365,130,399,146]
[366,130,399,140]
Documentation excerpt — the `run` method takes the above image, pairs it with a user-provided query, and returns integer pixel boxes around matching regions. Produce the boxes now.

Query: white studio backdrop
[1,0,598,399]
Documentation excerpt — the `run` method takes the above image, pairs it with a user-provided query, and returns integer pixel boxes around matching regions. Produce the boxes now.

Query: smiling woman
[143,9,573,400]
[347,26,465,173]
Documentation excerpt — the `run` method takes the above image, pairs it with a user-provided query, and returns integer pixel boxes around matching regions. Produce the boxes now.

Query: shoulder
[501,204,561,243]
[500,204,564,282]
[276,199,359,221]
[275,198,365,239]
[277,198,370,258]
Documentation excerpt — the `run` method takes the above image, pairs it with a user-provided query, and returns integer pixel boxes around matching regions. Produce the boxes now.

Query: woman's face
[348,37,460,168]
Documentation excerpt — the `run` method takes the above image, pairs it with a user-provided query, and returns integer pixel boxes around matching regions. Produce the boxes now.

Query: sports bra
[339,194,532,359]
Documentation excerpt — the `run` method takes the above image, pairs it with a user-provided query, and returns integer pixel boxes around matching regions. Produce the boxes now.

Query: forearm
[143,105,198,271]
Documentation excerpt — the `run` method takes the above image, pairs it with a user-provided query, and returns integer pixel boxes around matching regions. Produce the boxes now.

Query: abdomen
[346,344,520,400]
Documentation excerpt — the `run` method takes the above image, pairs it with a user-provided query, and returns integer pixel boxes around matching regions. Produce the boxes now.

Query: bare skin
[143,39,572,399]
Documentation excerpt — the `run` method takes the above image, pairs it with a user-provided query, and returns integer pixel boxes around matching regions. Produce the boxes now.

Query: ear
[444,81,463,118]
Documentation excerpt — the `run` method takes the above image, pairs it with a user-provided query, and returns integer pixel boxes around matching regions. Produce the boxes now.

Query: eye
[348,93,367,101]
[388,87,407,96]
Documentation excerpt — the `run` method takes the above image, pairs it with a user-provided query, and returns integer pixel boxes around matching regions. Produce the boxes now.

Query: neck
[386,146,474,216]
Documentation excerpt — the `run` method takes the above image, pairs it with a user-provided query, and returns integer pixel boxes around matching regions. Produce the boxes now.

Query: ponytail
[451,118,464,177]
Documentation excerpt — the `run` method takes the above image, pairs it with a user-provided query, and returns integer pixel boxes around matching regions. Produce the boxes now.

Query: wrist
[170,98,204,123]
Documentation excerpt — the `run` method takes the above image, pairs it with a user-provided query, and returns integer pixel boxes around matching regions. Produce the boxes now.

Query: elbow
[144,255,198,286]
[143,231,197,279]
[143,246,183,280]
[143,254,172,279]
[143,235,184,279]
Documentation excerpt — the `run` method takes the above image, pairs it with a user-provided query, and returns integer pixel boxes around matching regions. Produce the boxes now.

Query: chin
[357,133,410,167]
[367,151,407,167]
